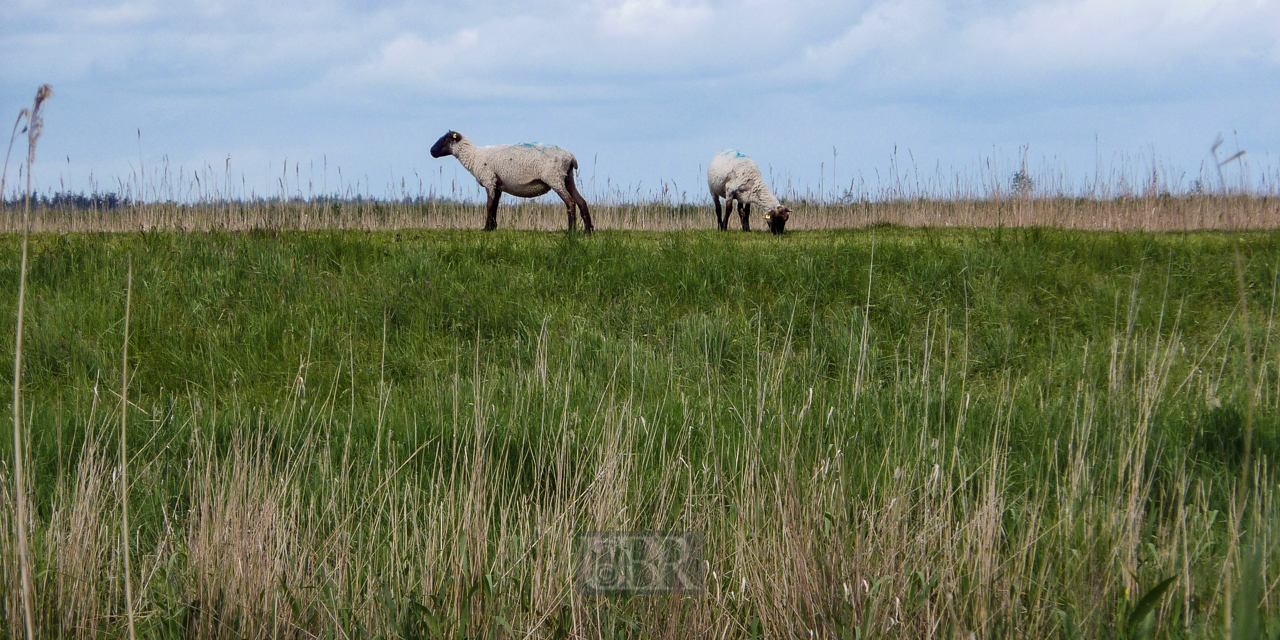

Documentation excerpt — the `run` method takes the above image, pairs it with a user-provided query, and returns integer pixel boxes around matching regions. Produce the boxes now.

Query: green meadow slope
[0,226,1277,638]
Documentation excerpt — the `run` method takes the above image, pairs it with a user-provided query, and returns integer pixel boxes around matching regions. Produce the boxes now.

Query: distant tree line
[0,191,471,210]
[2,191,131,210]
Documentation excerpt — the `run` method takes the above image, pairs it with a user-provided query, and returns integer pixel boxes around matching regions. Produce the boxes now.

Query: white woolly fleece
[449,135,579,201]
[707,150,781,211]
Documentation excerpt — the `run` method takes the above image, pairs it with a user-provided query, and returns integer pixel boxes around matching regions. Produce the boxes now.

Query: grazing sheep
[707,150,791,234]
[430,131,593,233]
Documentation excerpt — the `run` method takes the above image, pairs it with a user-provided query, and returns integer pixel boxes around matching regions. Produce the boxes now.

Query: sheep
[430,130,593,234]
[707,150,791,234]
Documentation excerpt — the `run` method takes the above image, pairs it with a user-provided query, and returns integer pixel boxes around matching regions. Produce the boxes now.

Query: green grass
[6,227,1275,397]
[1,224,1279,638]
[6,227,1278,460]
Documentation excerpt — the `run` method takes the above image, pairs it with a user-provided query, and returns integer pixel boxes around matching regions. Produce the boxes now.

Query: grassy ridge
[1,226,1278,638]
[4,227,1277,445]
[7,227,1277,395]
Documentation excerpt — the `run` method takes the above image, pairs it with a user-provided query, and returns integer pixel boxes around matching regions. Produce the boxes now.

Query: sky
[2,0,1279,203]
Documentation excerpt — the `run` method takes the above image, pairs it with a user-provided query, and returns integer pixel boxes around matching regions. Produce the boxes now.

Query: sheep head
[765,206,790,235]
[431,131,464,158]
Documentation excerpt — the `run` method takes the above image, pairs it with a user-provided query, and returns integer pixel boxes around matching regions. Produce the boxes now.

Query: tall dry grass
[117,263,137,640]
[5,83,52,640]
[3,194,1280,234]
[0,289,1274,638]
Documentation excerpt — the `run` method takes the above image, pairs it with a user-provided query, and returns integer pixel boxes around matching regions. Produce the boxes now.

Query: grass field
[0,203,1279,638]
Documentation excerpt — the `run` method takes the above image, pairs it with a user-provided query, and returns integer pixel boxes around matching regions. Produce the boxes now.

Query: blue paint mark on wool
[721,149,747,159]
[517,142,561,152]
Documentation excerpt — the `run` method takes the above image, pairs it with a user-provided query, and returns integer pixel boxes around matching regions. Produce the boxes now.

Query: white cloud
[962,0,1280,74]
[78,2,161,28]
[802,0,945,77]
[6,0,1278,103]
[353,30,482,86]
[598,0,714,38]
[783,0,1280,100]
[320,18,597,100]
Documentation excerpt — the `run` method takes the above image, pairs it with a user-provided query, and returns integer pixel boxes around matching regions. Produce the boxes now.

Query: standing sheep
[707,150,791,234]
[430,130,594,234]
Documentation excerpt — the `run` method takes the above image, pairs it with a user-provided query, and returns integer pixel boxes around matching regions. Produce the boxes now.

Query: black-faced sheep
[707,150,790,234]
[430,131,593,234]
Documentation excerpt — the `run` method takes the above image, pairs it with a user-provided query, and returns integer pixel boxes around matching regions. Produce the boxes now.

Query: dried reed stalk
[10,82,51,640]
[119,262,137,640]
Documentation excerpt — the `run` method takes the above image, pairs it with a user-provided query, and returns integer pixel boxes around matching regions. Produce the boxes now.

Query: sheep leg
[485,188,501,231]
[565,172,593,235]
[554,187,578,232]
[713,196,727,230]
[565,200,578,231]
[739,202,751,231]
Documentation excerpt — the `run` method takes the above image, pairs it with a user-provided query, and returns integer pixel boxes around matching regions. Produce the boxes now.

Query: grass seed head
[26,85,52,164]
